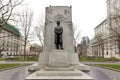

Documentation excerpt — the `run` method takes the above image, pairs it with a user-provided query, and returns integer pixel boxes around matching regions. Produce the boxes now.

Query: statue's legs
[55,35,63,50]
[55,43,63,50]
[60,43,63,50]
[56,43,59,49]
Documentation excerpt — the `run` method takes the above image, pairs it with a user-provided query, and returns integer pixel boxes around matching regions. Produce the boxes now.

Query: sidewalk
[0,61,37,64]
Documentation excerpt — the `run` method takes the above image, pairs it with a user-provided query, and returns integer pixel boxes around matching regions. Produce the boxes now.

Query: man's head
[57,21,60,25]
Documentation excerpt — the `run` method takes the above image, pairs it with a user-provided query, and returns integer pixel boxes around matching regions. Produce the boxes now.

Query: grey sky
[23,0,107,39]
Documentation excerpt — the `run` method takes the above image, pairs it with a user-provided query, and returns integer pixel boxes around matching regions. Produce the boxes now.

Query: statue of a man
[54,21,63,49]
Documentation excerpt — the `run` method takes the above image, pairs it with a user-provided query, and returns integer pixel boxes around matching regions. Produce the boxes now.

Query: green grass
[15,56,38,61]
[79,56,105,62]
[4,56,38,61]
[93,64,120,70]
[0,64,24,70]
[79,56,120,62]
[0,58,5,61]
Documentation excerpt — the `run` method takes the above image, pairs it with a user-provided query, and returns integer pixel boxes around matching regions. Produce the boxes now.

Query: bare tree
[19,8,33,59]
[0,43,5,56]
[94,33,104,57]
[33,14,45,52]
[76,44,82,57]
[0,0,23,57]
[0,0,23,26]
[73,24,81,47]
[34,25,44,51]
[108,1,120,54]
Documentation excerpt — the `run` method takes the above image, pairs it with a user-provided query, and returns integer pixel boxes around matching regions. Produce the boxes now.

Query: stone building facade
[90,19,118,58]
[0,23,21,57]
[90,0,120,58]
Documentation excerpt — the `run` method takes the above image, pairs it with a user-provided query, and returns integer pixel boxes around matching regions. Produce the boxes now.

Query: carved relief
[47,9,53,14]
[54,14,66,21]
[46,15,54,22]
[64,10,69,15]
[46,9,70,22]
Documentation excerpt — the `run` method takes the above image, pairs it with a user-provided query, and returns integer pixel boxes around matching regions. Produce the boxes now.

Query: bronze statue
[54,21,63,49]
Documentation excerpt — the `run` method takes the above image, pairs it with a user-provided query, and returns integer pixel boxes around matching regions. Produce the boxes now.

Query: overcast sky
[23,0,107,40]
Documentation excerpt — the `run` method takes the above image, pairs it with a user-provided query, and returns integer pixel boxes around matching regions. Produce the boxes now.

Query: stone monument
[26,6,93,80]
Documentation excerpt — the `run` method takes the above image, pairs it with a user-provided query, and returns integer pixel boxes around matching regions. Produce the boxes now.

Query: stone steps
[44,66,74,71]
[36,69,83,76]
[25,69,93,80]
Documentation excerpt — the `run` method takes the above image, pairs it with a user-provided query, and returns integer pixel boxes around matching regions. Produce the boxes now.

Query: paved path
[89,66,120,80]
[0,66,28,80]
[0,65,120,80]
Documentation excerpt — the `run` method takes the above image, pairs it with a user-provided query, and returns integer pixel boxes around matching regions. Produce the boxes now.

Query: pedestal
[26,69,93,80]
[48,50,70,67]
[26,50,93,80]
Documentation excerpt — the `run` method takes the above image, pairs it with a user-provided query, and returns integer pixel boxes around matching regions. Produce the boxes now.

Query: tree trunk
[24,42,26,60]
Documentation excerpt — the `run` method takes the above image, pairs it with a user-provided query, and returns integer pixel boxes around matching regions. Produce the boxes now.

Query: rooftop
[0,19,20,36]
[94,19,107,30]
[4,23,20,36]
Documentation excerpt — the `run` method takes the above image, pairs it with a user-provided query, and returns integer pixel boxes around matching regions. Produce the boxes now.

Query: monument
[26,6,93,80]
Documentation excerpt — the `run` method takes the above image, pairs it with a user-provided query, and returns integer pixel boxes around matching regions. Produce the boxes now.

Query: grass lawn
[0,64,25,70]
[79,56,120,62]
[0,58,5,61]
[0,56,38,61]
[93,64,120,70]
[79,56,105,62]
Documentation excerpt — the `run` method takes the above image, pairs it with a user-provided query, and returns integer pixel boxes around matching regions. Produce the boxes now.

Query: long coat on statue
[54,26,63,44]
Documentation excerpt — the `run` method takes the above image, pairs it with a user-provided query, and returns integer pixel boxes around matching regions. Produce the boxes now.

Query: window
[106,51,108,55]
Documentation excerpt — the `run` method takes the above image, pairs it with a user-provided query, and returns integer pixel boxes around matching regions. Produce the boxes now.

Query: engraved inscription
[53,54,66,64]
[49,51,69,67]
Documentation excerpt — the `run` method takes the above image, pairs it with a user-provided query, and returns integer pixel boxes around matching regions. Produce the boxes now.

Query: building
[30,44,42,56]
[90,19,112,58]
[91,19,120,58]
[81,36,90,45]
[90,0,120,58]
[26,42,31,55]
[107,0,120,58]
[87,42,93,56]
[77,36,90,56]
[0,22,21,57]
[19,38,31,56]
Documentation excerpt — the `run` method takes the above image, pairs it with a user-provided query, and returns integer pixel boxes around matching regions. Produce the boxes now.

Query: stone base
[26,69,93,80]
[27,64,93,80]
[36,69,83,76]
[76,63,90,72]
[28,63,39,71]
[28,63,90,72]
[27,50,92,80]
